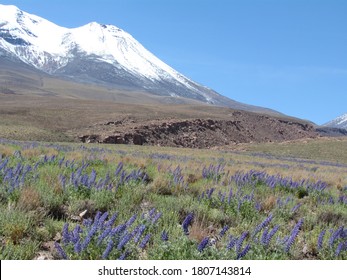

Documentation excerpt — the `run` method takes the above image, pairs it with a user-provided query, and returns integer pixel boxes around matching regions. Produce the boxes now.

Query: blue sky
[1,0,346,124]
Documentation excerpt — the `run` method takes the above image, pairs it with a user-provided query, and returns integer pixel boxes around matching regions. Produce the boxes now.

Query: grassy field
[0,95,309,143]
[0,137,346,260]
[245,137,347,164]
[0,95,231,142]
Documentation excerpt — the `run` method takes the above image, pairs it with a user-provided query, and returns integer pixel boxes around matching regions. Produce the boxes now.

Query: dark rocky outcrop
[79,111,318,149]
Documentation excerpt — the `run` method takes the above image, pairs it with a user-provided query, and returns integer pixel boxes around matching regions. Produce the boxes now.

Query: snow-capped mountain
[0,4,278,114]
[324,113,347,129]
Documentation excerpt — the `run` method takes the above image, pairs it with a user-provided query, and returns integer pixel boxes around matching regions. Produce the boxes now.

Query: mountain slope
[0,4,279,114]
[323,113,347,129]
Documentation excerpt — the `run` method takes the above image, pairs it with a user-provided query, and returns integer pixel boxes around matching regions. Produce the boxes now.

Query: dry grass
[189,221,211,243]
[261,195,277,212]
[0,144,16,157]
[17,187,42,211]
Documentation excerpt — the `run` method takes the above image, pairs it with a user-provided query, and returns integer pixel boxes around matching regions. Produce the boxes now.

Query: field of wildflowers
[0,137,346,260]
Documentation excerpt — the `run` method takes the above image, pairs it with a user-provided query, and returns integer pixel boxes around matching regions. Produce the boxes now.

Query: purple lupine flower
[335,241,346,257]
[219,192,226,203]
[236,244,251,260]
[97,227,112,245]
[110,224,127,237]
[83,218,93,228]
[329,226,344,248]
[341,229,347,238]
[152,212,162,224]
[102,240,114,259]
[93,211,102,226]
[126,214,137,228]
[105,212,118,228]
[117,232,133,250]
[74,241,82,254]
[118,250,130,260]
[70,226,82,244]
[148,208,156,219]
[227,187,233,204]
[264,225,280,246]
[139,234,151,249]
[182,213,194,235]
[255,202,262,211]
[62,223,70,244]
[237,199,242,212]
[197,237,209,252]
[98,212,109,227]
[134,225,146,243]
[131,225,140,238]
[88,169,97,186]
[58,157,65,168]
[253,213,273,238]
[81,225,98,251]
[219,225,230,237]
[115,162,123,177]
[284,219,304,253]
[317,229,326,250]
[236,231,249,253]
[161,230,169,241]
[55,242,69,260]
[227,235,238,250]
[207,188,215,199]
[291,203,302,213]
[261,228,269,245]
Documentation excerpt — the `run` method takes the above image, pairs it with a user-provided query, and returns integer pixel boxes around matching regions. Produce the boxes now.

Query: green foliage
[0,206,36,244]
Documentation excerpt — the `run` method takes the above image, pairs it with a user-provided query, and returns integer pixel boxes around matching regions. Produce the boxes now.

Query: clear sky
[1,0,346,124]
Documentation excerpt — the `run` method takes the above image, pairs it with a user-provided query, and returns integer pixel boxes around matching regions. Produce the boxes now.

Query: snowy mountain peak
[0,4,21,18]
[0,4,279,114]
[0,4,188,83]
[324,113,347,129]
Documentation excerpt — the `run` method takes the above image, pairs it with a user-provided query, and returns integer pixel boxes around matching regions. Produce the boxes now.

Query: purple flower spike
[117,233,133,250]
[335,242,346,257]
[126,214,137,228]
[261,228,269,245]
[102,240,114,259]
[317,230,326,250]
[81,225,98,251]
[161,230,169,241]
[182,213,194,235]
[291,203,302,213]
[98,211,109,227]
[139,234,151,249]
[74,241,82,254]
[62,223,70,244]
[227,235,237,250]
[253,213,273,238]
[236,231,249,253]
[97,227,112,245]
[197,237,209,252]
[55,242,69,260]
[236,244,251,260]
[284,219,304,253]
[105,212,118,228]
[134,225,146,243]
[329,226,344,248]
[219,225,230,237]
[152,212,162,224]
[265,225,280,246]
[118,250,130,260]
